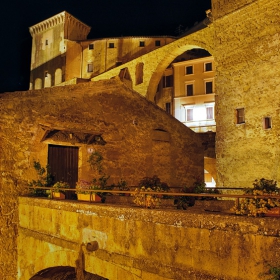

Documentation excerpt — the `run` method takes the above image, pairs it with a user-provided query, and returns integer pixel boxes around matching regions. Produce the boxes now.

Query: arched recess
[30,266,108,279]
[135,62,144,85]
[145,29,214,101]
[55,68,63,85]
[34,78,42,89]
[44,72,52,88]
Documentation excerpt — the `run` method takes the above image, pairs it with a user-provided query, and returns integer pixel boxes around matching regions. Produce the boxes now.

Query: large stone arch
[145,26,214,101]
[92,24,214,101]
[18,246,79,279]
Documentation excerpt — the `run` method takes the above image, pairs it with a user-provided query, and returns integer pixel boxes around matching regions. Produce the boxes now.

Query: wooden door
[48,144,79,199]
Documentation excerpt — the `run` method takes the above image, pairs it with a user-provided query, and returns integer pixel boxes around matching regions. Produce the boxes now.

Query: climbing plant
[87,151,103,173]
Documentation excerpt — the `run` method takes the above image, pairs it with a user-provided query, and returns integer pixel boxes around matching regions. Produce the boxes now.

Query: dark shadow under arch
[30,266,108,280]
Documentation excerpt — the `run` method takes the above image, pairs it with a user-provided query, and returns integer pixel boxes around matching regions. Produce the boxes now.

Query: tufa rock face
[0,77,203,278]
[0,77,203,188]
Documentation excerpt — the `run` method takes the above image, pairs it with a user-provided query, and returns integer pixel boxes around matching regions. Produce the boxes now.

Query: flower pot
[265,207,280,217]
[77,193,101,202]
[52,192,65,200]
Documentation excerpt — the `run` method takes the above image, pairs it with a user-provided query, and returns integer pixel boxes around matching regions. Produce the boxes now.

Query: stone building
[29,11,176,90]
[212,0,280,187]
[1,0,280,278]
[0,77,204,278]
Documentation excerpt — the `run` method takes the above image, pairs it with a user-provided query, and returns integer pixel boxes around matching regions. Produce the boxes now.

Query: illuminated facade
[29,11,176,90]
[156,56,215,133]
[155,56,216,187]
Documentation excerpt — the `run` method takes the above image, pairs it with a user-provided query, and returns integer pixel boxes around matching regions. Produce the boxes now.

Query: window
[89,44,94,50]
[186,108,193,121]
[205,81,213,94]
[45,39,48,46]
[206,107,214,119]
[163,75,173,88]
[236,108,245,124]
[165,103,171,114]
[155,40,161,46]
[109,43,114,48]
[186,84,194,96]
[205,62,212,72]
[45,71,48,77]
[186,66,193,75]
[263,117,272,129]
[139,41,145,47]
[87,63,93,72]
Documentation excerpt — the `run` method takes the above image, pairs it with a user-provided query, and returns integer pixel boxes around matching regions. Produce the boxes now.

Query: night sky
[0,0,211,93]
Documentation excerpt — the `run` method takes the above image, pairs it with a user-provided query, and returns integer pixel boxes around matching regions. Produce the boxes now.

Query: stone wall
[211,0,257,19]
[19,196,280,280]
[213,0,280,187]
[0,78,203,279]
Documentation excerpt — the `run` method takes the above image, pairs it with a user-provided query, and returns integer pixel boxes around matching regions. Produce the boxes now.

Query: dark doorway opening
[30,266,109,279]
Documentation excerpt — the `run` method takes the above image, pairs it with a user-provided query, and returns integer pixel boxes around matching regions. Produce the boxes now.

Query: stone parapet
[18,196,280,280]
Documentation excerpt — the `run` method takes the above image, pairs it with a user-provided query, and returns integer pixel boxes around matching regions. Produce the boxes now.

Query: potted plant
[232,178,280,217]
[116,179,130,196]
[28,161,54,197]
[132,175,169,208]
[174,186,196,210]
[133,186,163,208]
[92,175,112,202]
[76,179,102,202]
[52,181,69,199]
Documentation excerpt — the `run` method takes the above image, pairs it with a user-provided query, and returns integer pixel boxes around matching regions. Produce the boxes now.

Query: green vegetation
[232,178,280,217]
[29,161,54,197]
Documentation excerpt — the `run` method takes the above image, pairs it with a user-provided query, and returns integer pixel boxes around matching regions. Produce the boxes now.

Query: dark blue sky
[0,0,211,93]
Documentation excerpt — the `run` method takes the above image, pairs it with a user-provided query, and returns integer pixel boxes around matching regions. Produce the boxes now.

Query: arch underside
[30,266,108,280]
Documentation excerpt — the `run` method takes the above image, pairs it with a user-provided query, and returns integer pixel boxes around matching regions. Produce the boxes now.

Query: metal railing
[28,186,280,209]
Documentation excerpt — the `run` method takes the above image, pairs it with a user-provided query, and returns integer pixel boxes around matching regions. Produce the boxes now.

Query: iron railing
[28,186,280,209]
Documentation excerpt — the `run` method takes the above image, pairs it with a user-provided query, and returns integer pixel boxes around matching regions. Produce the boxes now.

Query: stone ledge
[19,196,280,237]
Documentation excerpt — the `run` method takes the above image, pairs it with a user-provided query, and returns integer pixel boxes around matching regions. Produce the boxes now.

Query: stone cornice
[29,11,91,37]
